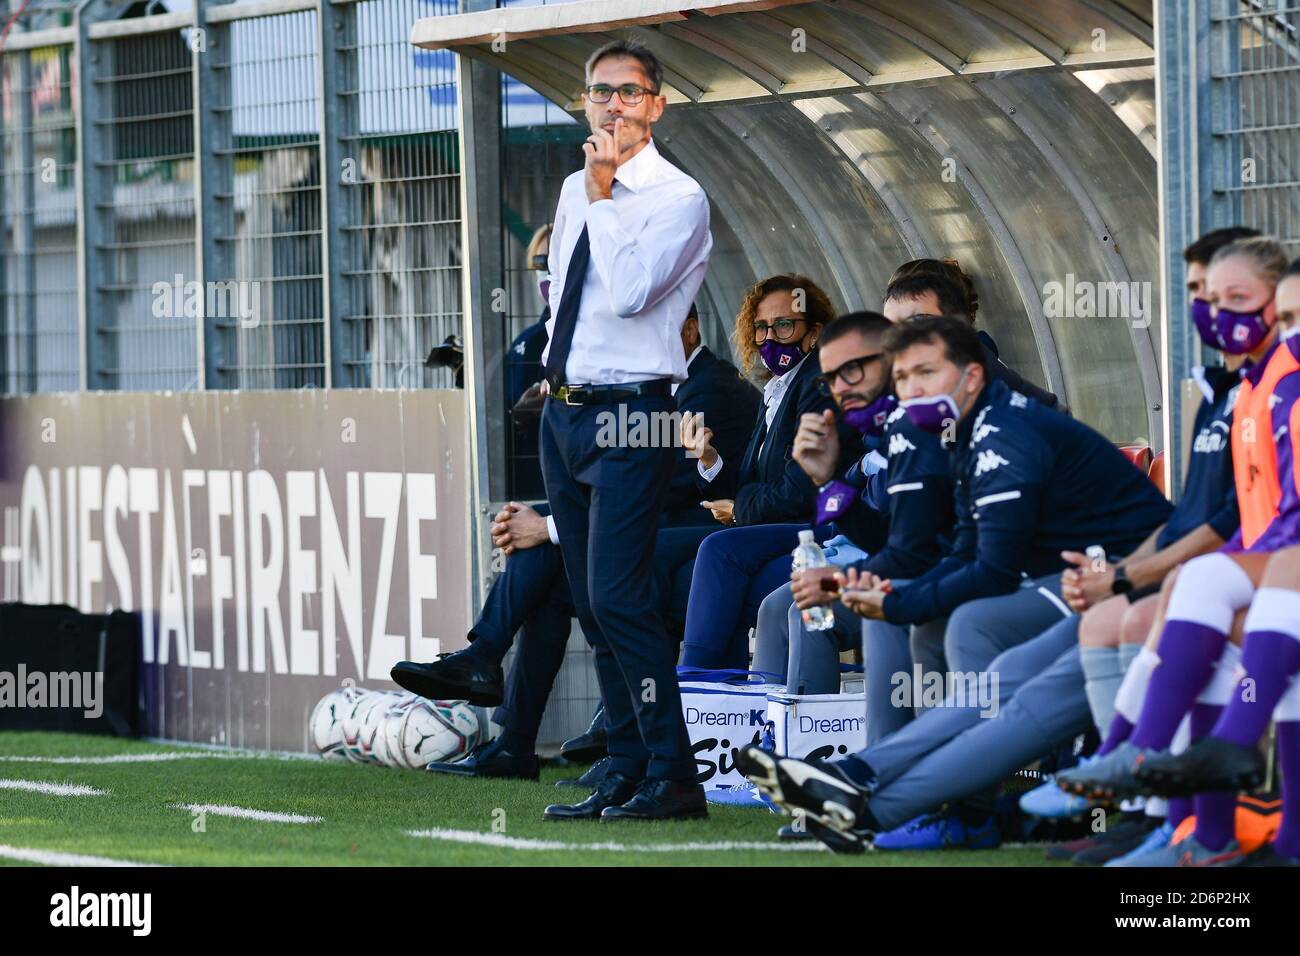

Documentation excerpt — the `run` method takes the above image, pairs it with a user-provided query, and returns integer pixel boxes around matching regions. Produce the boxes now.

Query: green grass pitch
[0,732,1064,866]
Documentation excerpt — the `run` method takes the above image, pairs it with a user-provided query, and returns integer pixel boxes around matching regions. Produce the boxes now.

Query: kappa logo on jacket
[970,407,999,445]
[973,449,1010,476]
[888,432,917,456]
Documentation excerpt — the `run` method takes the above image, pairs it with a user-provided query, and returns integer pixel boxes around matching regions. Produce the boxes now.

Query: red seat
[1148,450,1166,493]
[1118,444,1152,473]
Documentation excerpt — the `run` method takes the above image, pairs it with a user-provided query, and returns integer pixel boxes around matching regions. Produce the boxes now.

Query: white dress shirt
[544,138,713,386]
[699,353,806,483]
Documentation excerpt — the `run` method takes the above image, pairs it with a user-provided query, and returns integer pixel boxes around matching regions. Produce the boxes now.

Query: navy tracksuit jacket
[882,378,1173,625]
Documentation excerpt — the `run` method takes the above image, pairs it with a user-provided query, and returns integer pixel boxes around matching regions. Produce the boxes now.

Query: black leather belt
[550,379,673,406]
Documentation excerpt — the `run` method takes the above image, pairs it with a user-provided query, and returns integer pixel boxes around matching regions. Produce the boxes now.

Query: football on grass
[396,699,486,769]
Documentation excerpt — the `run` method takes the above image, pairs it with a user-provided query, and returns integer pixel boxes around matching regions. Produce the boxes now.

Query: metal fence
[1210,0,1300,252]
[0,0,463,395]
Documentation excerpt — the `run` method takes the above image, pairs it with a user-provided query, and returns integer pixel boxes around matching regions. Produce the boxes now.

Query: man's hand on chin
[584,118,621,203]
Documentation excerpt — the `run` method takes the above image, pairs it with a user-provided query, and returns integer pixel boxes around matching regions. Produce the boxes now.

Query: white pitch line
[0,778,107,797]
[172,803,323,825]
[406,828,825,853]
[0,844,162,867]
[0,748,317,765]
[0,753,230,765]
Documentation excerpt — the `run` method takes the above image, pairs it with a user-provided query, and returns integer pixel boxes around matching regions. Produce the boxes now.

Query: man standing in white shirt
[540,39,713,823]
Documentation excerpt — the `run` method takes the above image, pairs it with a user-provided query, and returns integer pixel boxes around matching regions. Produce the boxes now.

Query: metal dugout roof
[415,0,1162,446]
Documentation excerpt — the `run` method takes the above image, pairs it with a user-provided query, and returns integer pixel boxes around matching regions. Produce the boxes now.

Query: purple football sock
[1167,797,1192,828]
[1130,621,1227,750]
[1212,631,1300,747]
[1190,702,1234,852]
[1193,790,1239,852]
[1274,722,1300,862]
[1096,713,1134,757]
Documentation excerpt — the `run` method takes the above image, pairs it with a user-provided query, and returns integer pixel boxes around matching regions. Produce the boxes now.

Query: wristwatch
[1111,565,1134,595]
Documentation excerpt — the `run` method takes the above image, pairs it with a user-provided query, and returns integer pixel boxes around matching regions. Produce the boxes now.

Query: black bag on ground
[0,603,142,737]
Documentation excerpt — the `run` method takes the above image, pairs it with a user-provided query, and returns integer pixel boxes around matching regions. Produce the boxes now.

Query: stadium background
[0,0,1297,753]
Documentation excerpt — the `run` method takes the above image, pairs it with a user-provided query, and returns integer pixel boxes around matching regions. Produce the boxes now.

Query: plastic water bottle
[792,529,835,631]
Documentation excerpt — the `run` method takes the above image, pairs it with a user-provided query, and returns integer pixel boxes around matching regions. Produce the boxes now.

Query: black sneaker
[1070,814,1159,866]
[391,647,504,707]
[1133,736,1267,797]
[1055,742,1157,800]
[735,744,867,834]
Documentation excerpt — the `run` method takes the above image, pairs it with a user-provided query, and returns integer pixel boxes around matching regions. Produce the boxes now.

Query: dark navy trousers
[679,524,829,670]
[468,524,576,751]
[540,393,695,781]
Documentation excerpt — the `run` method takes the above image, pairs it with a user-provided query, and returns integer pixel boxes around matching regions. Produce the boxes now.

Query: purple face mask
[1197,303,1273,354]
[538,276,551,304]
[900,393,959,435]
[842,394,898,437]
[900,367,968,436]
[1190,298,1218,349]
[759,340,803,376]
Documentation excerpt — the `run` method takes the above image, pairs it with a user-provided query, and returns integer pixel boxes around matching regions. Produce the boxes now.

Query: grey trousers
[861,615,1091,831]
[857,573,1073,786]
[861,614,948,746]
[752,582,857,694]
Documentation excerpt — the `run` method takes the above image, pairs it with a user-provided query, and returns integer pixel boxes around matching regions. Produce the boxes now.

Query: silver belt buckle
[563,385,584,406]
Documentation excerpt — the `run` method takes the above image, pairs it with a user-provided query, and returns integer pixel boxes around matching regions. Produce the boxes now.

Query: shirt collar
[613,137,660,194]
[685,344,703,370]
[762,353,806,404]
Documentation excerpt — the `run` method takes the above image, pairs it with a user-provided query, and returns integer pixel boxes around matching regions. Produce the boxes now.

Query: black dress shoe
[557,755,611,790]
[1133,735,1267,796]
[601,779,708,822]
[390,648,504,707]
[544,771,639,821]
[426,739,539,780]
[559,704,609,763]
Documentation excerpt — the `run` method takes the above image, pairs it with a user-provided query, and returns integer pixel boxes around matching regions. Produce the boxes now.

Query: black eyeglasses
[815,353,883,396]
[585,84,657,105]
[531,254,548,271]
[753,316,807,343]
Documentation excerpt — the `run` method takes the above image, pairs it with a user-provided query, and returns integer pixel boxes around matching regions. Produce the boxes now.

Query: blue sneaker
[1020,765,1093,819]
[1105,820,1174,867]
[873,811,1000,851]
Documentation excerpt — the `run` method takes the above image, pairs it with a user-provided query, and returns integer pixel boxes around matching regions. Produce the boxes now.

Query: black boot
[559,703,608,762]
[390,646,504,707]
